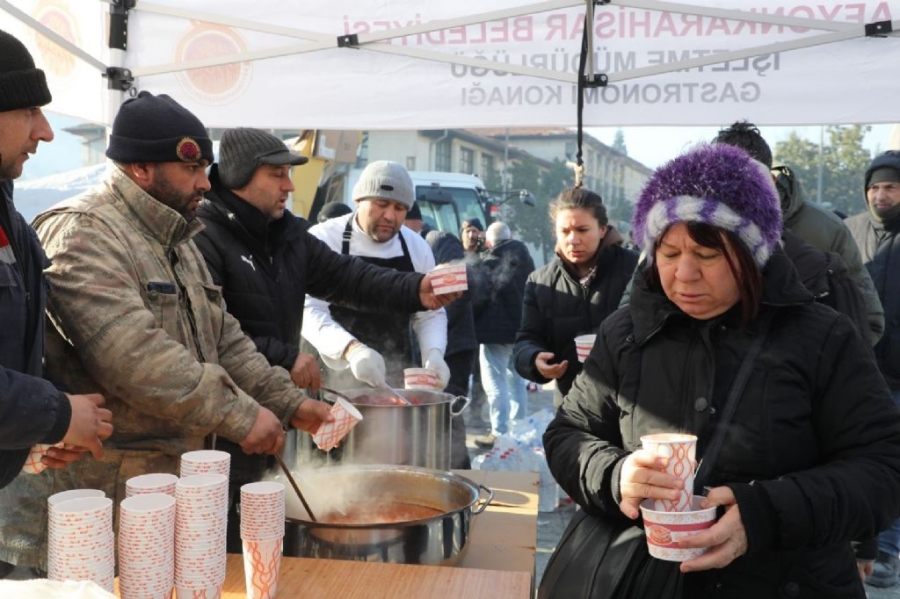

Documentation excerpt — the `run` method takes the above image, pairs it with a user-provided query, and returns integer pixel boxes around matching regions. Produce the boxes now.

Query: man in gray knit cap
[194,129,457,550]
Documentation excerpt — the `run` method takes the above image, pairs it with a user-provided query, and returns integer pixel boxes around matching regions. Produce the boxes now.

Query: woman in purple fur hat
[540,143,900,599]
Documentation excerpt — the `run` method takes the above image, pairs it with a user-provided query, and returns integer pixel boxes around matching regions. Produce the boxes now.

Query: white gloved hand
[346,342,387,388]
[425,348,450,390]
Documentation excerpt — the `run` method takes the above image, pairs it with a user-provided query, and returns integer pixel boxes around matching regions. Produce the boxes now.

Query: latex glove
[347,342,387,388]
[424,348,450,390]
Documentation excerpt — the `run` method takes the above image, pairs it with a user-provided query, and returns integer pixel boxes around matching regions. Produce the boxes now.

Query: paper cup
[312,398,363,451]
[243,538,283,599]
[22,442,65,474]
[574,334,597,363]
[180,450,231,478]
[126,473,179,497]
[640,433,697,512]
[640,497,717,561]
[404,368,440,390]
[428,263,468,294]
[175,584,223,599]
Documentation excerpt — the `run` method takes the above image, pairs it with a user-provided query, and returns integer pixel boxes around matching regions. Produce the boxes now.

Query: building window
[481,154,494,179]
[460,148,474,174]
[435,140,451,172]
[406,156,416,171]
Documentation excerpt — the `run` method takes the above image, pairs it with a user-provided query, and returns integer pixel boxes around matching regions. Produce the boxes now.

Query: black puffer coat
[514,243,637,402]
[195,168,425,371]
[472,238,534,345]
[544,248,900,598]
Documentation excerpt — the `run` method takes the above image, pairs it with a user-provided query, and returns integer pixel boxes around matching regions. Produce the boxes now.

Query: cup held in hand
[312,397,363,451]
[428,263,468,294]
[574,334,597,363]
[640,497,717,561]
[404,367,440,390]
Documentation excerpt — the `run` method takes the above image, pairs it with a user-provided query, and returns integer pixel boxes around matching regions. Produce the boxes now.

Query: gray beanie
[218,128,308,189]
[352,160,414,209]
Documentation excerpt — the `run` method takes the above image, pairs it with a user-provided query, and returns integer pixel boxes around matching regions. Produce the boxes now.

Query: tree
[612,129,628,156]
[501,158,571,263]
[774,125,871,217]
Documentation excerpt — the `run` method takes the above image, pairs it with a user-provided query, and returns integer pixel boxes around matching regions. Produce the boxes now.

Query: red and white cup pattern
[174,473,228,598]
[240,481,285,599]
[126,473,179,498]
[22,442,65,474]
[180,450,231,478]
[640,497,717,561]
[404,367,440,390]
[640,433,697,512]
[428,263,468,294]
[312,398,363,451]
[47,495,115,592]
[118,493,176,599]
[574,334,597,363]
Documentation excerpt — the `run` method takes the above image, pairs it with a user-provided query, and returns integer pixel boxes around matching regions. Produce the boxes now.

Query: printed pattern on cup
[22,442,65,474]
[243,538,283,599]
[312,398,362,451]
[429,263,468,294]
[574,334,596,363]
[640,433,697,513]
[404,368,440,390]
[640,497,717,562]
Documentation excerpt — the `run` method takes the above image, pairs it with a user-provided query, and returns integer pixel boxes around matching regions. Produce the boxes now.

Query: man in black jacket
[847,150,900,588]
[472,222,535,448]
[194,128,454,551]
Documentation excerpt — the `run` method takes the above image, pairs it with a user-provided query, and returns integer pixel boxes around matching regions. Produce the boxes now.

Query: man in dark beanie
[846,150,900,588]
[0,96,337,572]
[460,217,485,256]
[0,28,115,578]
[193,128,454,552]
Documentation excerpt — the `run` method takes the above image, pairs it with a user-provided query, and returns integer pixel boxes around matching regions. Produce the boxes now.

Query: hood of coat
[772,164,805,223]
[629,244,812,344]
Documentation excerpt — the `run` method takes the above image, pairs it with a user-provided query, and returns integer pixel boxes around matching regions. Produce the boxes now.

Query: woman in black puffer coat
[513,187,637,406]
[541,144,900,599]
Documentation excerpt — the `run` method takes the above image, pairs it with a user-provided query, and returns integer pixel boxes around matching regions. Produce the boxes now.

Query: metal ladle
[382,383,413,406]
[274,453,317,522]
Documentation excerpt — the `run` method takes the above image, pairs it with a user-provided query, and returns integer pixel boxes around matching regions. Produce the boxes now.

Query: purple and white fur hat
[632,143,782,267]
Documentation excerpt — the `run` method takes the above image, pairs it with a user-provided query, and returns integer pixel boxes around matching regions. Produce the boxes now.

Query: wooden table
[119,470,538,598]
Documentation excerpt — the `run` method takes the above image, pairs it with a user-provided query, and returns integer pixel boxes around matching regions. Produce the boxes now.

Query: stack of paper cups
[118,493,176,599]
[126,473,179,498]
[174,473,228,599]
[47,495,115,592]
[240,482,286,599]
[179,450,231,478]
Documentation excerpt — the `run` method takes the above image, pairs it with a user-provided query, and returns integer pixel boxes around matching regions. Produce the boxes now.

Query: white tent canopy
[1,0,898,129]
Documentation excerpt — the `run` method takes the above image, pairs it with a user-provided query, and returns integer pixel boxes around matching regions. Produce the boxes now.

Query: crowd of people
[2,26,900,598]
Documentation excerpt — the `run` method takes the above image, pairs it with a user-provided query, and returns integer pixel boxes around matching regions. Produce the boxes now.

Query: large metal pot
[280,465,492,566]
[317,388,469,470]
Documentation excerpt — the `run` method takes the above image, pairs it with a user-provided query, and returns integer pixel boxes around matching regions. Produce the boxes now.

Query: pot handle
[450,395,471,417]
[472,484,494,515]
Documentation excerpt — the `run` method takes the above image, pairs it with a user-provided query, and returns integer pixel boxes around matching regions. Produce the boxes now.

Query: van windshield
[415,186,485,235]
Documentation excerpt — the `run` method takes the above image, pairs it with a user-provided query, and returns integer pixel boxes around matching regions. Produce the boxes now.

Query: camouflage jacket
[32,165,305,450]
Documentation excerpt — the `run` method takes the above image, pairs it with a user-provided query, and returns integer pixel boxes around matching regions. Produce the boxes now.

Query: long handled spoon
[274,453,317,522]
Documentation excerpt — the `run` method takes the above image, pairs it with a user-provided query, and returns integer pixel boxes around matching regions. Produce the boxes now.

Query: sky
[587,124,898,170]
[22,114,898,182]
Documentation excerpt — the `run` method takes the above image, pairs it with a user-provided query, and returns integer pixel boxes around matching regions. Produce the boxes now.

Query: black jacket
[194,168,426,371]
[426,231,477,357]
[544,248,900,598]
[514,244,637,401]
[0,181,71,488]
[472,239,534,345]
[847,212,900,389]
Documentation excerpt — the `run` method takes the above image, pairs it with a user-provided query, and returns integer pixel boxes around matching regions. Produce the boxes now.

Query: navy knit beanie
[0,29,52,112]
[106,91,213,164]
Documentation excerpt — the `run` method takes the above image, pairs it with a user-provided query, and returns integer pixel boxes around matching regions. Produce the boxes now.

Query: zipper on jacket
[169,248,206,362]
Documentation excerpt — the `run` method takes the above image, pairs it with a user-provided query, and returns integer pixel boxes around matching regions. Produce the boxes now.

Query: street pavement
[463,383,900,598]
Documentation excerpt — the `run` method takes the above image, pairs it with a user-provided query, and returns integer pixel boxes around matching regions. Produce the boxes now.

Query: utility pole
[816,125,824,205]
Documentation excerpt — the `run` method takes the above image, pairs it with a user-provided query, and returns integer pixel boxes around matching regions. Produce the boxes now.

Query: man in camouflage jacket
[0,92,331,570]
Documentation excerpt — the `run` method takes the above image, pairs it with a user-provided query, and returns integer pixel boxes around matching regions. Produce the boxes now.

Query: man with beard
[847,150,900,588]
[0,91,333,573]
[301,160,451,390]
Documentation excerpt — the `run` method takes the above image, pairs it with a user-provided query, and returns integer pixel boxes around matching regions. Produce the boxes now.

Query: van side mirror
[519,190,536,207]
